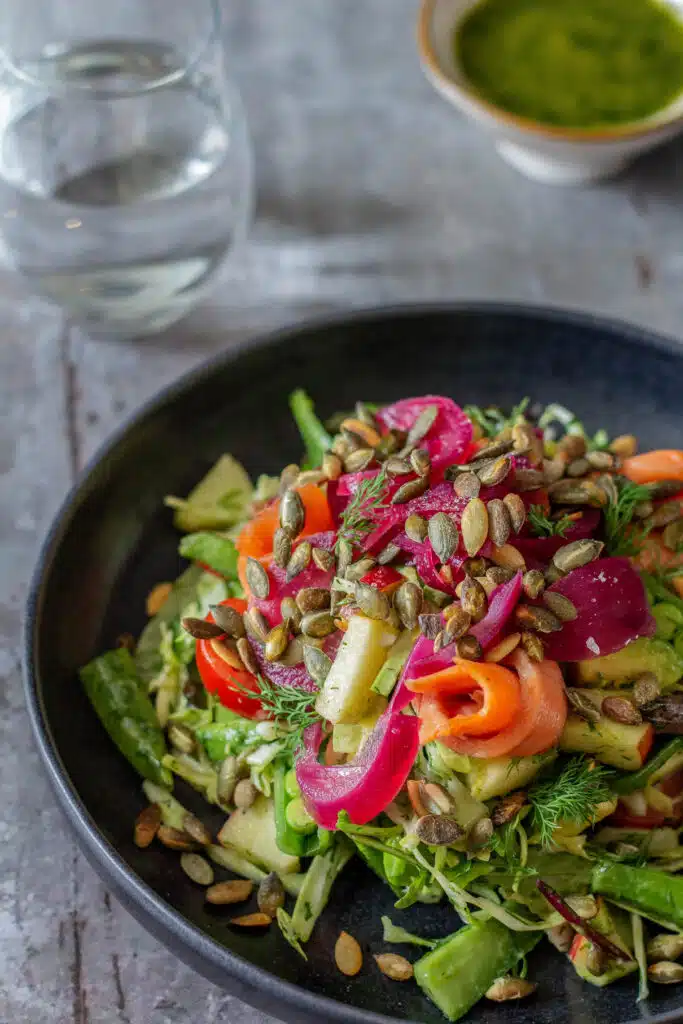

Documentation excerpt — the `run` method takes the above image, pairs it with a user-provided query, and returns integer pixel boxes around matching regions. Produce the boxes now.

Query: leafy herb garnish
[537,404,609,450]
[336,466,389,551]
[527,504,574,538]
[464,398,529,439]
[529,757,614,848]
[603,479,653,557]
[248,674,320,756]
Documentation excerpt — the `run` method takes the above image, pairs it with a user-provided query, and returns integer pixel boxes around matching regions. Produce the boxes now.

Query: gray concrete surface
[3,1,683,1022]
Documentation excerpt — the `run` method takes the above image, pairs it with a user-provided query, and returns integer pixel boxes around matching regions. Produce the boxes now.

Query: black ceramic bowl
[24,305,683,1024]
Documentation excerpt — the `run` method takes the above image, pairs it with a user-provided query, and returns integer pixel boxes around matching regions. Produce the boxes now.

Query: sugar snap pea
[80,648,172,786]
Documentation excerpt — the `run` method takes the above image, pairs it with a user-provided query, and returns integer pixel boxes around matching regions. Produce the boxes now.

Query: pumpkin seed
[335,931,363,976]
[312,546,336,572]
[647,503,682,529]
[491,544,526,571]
[375,954,414,981]
[485,632,521,663]
[181,617,225,640]
[552,539,604,574]
[487,499,511,547]
[491,790,526,826]
[419,613,443,639]
[280,597,302,631]
[461,575,488,622]
[355,583,390,621]
[566,457,591,478]
[234,779,258,810]
[461,498,489,556]
[586,450,614,471]
[486,977,537,1002]
[410,448,431,478]
[322,452,343,481]
[547,924,574,954]
[355,401,377,428]
[521,631,545,661]
[296,587,332,614]
[392,477,429,504]
[428,512,459,563]
[286,541,312,582]
[514,467,546,491]
[476,456,512,487]
[586,945,608,976]
[341,426,367,451]
[502,493,526,533]
[663,519,683,551]
[543,591,578,622]
[257,872,286,918]
[433,630,446,652]
[279,635,306,667]
[649,962,683,984]
[633,673,661,706]
[246,558,270,599]
[211,603,246,639]
[134,804,161,848]
[217,755,239,804]
[300,610,337,638]
[406,404,438,448]
[265,622,289,662]
[415,814,464,846]
[344,448,375,473]
[602,696,642,726]
[543,457,566,485]
[243,607,269,642]
[544,563,564,585]
[549,479,606,507]
[566,895,599,920]
[422,781,454,814]
[341,418,382,448]
[206,880,254,905]
[559,434,587,460]
[169,723,196,755]
[487,566,516,585]
[468,816,494,849]
[515,604,562,634]
[272,528,293,569]
[567,690,601,722]
[303,643,332,684]
[280,488,305,536]
[444,606,472,641]
[157,826,197,852]
[337,537,353,577]
[296,469,326,487]
[610,434,637,458]
[230,913,272,928]
[597,473,619,506]
[376,429,405,459]
[181,853,214,887]
[440,564,454,586]
[453,471,481,498]
[647,934,683,962]
[345,557,377,582]
[394,581,423,629]
[512,422,539,458]
[455,634,483,660]
[386,455,412,476]
[279,464,300,495]
[377,542,401,566]
[522,570,545,600]
[650,480,683,500]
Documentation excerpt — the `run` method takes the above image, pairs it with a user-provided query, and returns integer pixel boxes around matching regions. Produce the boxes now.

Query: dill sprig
[238,674,320,756]
[529,757,615,848]
[336,466,389,551]
[464,398,529,439]
[527,504,574,538]
[603,479,653,557]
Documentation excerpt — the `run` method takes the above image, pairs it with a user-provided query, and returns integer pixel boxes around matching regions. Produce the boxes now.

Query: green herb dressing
[455,0,683,128]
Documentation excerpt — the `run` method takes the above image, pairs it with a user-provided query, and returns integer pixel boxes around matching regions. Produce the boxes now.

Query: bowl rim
[22,301,683,1024]
[417,0,683,144]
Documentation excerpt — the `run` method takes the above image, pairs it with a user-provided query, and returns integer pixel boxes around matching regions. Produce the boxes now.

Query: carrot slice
[408,659,521,740]
[427,651,567,758]
[236,485,334,561]
[622,450,683,486]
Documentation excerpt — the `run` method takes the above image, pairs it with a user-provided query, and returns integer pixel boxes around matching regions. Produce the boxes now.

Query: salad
[80,392,683,1020]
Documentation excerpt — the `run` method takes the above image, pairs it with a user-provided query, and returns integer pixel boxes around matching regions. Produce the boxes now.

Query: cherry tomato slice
[195,598,263,718]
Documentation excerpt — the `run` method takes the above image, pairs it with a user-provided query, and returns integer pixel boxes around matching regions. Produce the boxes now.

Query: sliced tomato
[359,565,404,594]
[195,598,263,718]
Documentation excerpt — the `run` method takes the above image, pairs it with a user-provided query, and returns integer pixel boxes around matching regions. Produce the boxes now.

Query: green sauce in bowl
[455,0,683,129]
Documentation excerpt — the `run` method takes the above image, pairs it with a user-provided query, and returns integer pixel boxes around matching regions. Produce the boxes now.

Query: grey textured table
[3,2,683,1022]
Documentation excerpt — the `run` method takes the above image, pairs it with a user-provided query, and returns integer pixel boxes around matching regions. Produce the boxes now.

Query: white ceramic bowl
[418,0,683,185]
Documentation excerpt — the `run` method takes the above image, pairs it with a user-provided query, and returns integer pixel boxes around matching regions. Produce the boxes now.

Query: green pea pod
[80,648,172,787]
[612,737,683,795]
[289,389,333,469]
[273,762,331,857]
[592,862,683,930]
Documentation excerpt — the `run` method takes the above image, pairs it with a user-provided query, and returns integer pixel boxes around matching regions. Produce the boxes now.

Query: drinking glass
[0,0,253,337]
